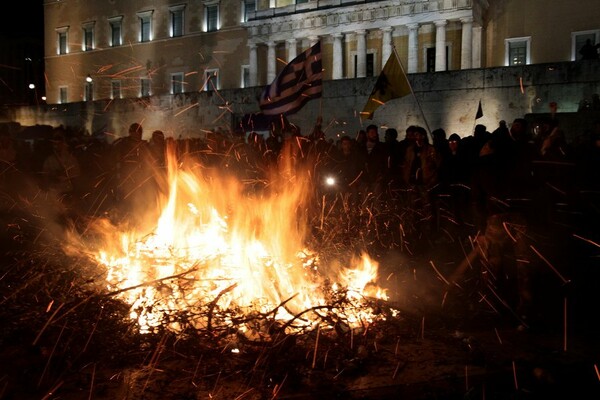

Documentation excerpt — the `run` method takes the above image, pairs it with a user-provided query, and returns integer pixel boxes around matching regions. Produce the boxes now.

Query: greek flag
[259,41,322,116]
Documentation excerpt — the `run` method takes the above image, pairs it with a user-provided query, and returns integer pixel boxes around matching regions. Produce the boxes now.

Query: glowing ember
[84,143,389,335]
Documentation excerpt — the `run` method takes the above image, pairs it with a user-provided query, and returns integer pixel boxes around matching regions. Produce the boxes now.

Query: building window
[111,80,122,99]
[109,16,123,47]
[241,65,250,88]
[83,23,94,51]
[171,72,185,94]
[59,87,68,104]
[425,46,450,72]
[84,82,93,101]
[203,69,218,91]
[572,30,600,61]
[170,5,185,37]
[140,78,151,97]
[141,16,151,41]
[353,53,375,77]
[366,53,374,77]
[505,37,531,66]
[205,3,219,32]
[242,0,255,23]
[138,11,153,42]
[57,27,68,55]
[426,47,435,72]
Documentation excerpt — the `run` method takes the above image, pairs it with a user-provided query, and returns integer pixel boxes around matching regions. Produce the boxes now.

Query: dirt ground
[0,190,599,400]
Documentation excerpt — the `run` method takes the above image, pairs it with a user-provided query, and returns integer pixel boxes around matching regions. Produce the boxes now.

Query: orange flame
[84,141,389,335]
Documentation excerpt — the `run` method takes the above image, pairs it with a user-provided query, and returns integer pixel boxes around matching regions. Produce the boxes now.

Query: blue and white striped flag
[259,41,322,116]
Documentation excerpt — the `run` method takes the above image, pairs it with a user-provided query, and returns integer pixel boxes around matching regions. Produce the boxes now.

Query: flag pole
[392,46,432,137]
[472,99,483,135]
[471,68,486,135]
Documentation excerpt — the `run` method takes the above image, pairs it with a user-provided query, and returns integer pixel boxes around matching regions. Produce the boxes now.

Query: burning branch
[206,282,238,332]
[104,263,200,298]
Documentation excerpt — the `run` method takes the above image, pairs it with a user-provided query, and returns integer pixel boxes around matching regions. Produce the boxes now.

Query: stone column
[407,23,419,73]
[332,33,343,80]
[267,41,276,84]
[344,32,353,76]
[472,25,482,68]
[302,38,310,50]
[356,29,367,78]
[286,38,297,61]
[434,20,447,71]
[248,42,257,87]
[381,27,393,64]
[460,17,473,69]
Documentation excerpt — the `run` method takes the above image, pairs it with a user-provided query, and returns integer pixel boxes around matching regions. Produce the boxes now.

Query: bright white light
[325,176,336,186]
[28,83,35,90]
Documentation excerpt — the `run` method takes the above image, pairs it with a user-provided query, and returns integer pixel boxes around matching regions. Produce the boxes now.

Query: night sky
[1,0,44,39]
[0,0,45,105]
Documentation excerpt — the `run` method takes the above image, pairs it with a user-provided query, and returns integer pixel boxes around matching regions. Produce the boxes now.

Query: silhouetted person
[579,39,599,60]
[400,126,442,237]
[363,124,390,205]
[111,122,154,225]
[384,127,403,192]
[439,133,470,231]
[331,135,366,207]
[42,127,81,198]
[149,129,166,168]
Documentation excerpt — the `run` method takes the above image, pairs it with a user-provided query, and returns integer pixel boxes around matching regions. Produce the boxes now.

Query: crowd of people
[0,115,599,328]
[0,116,599,234]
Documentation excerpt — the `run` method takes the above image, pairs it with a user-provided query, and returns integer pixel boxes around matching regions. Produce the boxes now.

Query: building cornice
[243,0,478,43]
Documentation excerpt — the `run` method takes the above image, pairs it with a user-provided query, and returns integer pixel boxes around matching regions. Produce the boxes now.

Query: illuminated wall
[12,60,600,143]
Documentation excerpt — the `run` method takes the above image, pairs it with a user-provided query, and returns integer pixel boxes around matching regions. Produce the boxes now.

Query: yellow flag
[360,52,412,120]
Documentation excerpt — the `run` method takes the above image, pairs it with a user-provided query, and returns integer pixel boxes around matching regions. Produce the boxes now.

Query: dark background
[1,0,44,37]
[0,0,45,105]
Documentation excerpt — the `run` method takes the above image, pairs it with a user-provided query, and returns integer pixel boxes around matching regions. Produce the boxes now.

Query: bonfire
[77,140,392,339]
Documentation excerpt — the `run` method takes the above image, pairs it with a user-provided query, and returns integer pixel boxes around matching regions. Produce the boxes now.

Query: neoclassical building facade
[39,0,600,138]
[244,0,485,87]
[43,0,487,103]
[43,0,599,111]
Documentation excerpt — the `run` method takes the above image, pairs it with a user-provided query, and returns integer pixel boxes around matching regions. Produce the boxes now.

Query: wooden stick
[33,302,65,346]
[311,326,320,369]
[269,374,286,400]
[320,194,325,230]
[38,321,67,387]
